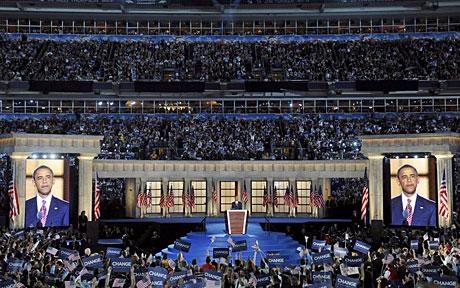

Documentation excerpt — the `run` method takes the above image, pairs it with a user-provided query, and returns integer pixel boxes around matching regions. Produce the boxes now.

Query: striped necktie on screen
[407,199,413,225]
[41,200,47,226]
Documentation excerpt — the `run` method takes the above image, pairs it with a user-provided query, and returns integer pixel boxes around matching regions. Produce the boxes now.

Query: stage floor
[101,216,351,224]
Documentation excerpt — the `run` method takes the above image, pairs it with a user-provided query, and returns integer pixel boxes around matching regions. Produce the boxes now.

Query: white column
[245,178,251,216]
[78,154,96,221]
[10,152,30,229]
[266,177,273,216]
[433,152,454,228]
[288,178,296,217]
[124,178,136,218]
[368,154,384,221]
[319,178,331,218]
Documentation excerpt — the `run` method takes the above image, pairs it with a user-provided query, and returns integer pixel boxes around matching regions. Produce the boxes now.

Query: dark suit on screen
[25,196,69,228]
[231,200,243,210]
[391,194,436,227]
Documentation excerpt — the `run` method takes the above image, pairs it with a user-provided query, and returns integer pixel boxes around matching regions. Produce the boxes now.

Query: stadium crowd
[1,37,460,81]
[0,113,458,161]
[1,223,460,287]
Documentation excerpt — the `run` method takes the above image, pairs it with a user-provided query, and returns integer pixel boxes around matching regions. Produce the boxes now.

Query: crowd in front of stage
[0,113,459,161]
[0,220,460,287]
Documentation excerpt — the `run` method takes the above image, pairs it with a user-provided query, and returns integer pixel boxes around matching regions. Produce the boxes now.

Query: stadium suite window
[274,181,289,214]
[251,181,267,214]
[296,181,312,214]
[145,182,162,214]
[191,181,206,213]
[169,181,184,214]
[220,181,237,213]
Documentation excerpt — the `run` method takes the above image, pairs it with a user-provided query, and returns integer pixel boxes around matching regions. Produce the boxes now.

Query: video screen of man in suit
[390,163,436,227]
[25,164,69,228]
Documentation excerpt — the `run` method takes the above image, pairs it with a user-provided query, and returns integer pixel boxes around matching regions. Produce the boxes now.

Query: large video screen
[387,158,437,227]
[25,159,69,228]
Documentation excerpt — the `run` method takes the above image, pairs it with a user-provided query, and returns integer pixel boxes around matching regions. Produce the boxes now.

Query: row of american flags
[5,165,451,224]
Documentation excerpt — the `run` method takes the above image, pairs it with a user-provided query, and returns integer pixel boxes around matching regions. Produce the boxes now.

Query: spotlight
[50,154,56,159]
[43,155,48,159]
[31,154,38,159]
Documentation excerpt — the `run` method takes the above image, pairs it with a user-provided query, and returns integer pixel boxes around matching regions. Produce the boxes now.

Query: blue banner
[312,240,327,251]
[428,241,439,250]
[406,260,419,273]
[421,265,440,277]
[267,255,285,267]
[266,251,280,256]
[7,260,24,272]
[353,240,371,254]
[256,274,271,287]
[203,270,223,282]
[312,271,332,283]
[312,251,333,265]
[106,247,122,258]
[344,256,364,267]
[432,276,457,287]
[174,239,191,253]
[169,271,188,285]
[83,255,104,269]
[59,248,78,260]
[336,275,360,288]
[410,240,419,250]
[148,266,168,285]
[232,240,247,252]
[110,258,132,273]
[213,248,229,258]
[334,247,348,258]
[310,280,333,288]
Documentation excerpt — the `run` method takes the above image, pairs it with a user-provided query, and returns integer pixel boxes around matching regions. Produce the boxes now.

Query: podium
[225,210,248,235]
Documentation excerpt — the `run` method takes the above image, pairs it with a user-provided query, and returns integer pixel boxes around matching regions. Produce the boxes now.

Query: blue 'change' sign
[232,240,247,252]
[148,266,168,285]
[174,239,192,253]
[410,240,419,250]
[82,255,104,269]
[312,240,327,251]
[213,248,229,258]
[312,251,333,265]
[106,247,122,258]
[256,274,271,287]
[204,270,223,282]
[110,258,132,273]
[344,256,364,267]
[406,260,419,273]
[267,255,285,267]
[336,275,360,288]
[310,280,333,288]
[169,271,188,285]
[353,240,371,254]
[312,271,332,283]
[432,276,457,288]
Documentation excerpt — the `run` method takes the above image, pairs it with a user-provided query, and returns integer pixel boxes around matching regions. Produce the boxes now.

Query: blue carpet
[155,223,305,266]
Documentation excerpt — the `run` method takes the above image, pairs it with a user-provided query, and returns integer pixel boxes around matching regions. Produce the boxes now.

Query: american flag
[143,183,151,207]
[361,168,369,220]
[112,278,126,287]
[136,192,144,208]
[93,173,101,220]
[290,185,298,208]
[189,184,195,208]
[241,182,249,204]
[8,166,19,226]
[313,185,325,208]
[284,186,291,208]
[273,186,279,208]
[263,186,271,207]
[159,186,165,209]
[212,181,218,204]
[167,186,174,208]
[136,276,152,288]
[439,168,448,219]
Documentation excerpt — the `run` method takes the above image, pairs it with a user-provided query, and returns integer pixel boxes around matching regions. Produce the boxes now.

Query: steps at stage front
[155,223,303,266]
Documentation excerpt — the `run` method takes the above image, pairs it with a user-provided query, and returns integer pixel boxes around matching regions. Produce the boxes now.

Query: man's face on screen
[33,167,55,197]
[397,166,419,196]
